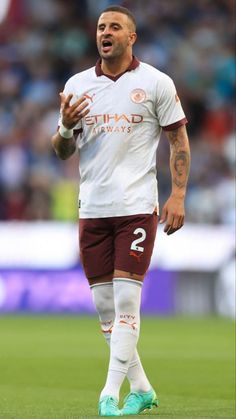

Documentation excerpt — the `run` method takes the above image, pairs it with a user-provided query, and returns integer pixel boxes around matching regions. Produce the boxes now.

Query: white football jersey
[58,58,187,218]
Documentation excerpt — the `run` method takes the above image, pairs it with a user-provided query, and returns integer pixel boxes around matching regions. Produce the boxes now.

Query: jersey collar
[95,56,140,81]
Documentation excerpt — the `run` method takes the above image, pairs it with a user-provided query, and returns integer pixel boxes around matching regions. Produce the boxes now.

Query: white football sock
[127,350,151,392]
[100,278,142,399]
[91,281,151,395]
[91,282,114,343]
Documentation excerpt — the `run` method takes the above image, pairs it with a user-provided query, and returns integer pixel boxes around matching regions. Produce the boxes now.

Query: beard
[97,41,127,61]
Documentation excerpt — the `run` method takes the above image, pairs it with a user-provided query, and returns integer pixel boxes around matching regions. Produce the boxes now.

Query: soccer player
[51,5,190,417]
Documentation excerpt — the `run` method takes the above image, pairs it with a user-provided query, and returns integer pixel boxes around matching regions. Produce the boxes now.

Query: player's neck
[101,54,133,77]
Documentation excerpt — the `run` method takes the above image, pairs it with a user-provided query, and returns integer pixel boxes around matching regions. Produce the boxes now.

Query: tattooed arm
[160,124,191,235]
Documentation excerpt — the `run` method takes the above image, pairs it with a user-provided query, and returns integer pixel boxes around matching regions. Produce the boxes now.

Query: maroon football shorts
[79,212,158,279]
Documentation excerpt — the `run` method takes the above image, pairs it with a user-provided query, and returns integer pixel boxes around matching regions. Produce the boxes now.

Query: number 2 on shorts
[130,228,146,252]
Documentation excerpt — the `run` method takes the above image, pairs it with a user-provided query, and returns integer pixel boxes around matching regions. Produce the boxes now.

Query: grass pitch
[0,315,234,419]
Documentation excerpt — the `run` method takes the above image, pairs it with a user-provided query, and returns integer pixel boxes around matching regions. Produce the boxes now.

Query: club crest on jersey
[130,88,146,104]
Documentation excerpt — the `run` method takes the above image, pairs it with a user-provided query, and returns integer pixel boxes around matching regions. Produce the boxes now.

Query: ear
[129,32,137,46]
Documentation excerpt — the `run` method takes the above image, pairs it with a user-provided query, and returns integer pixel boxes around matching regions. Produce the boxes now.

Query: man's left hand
[159,195,185,235]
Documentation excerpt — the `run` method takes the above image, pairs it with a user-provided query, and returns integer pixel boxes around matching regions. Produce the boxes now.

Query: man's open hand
[60,93,90,129]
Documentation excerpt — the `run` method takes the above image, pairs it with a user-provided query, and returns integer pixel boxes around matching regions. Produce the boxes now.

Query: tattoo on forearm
[172,150,190,188]
[168,128,190,190]
[168,129,178,142]
[168,129,186,151]
[57,136,76,159]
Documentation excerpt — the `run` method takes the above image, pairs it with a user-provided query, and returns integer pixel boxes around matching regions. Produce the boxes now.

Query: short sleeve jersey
[59,58,187,218]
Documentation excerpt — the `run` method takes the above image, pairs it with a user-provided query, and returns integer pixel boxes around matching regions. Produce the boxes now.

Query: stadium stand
[0,0,235,224]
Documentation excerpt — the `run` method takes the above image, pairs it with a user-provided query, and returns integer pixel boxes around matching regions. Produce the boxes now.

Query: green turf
[0,316,234,418]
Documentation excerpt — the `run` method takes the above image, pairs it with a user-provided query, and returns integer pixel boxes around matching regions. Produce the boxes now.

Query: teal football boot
[98,395,122,416]
[122,388,158,415]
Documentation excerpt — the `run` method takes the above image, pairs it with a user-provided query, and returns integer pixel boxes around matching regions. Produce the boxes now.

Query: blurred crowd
[0,0,235,224]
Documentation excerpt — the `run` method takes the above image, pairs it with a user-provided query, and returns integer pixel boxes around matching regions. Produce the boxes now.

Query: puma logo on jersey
[84,93,96,103]
[129,250,143,262]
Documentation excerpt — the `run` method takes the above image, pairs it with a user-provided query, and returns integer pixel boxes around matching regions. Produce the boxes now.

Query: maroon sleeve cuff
[162,117,188,131]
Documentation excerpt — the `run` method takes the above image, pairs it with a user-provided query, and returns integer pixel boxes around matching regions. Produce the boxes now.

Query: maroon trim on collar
[95,56,140,81]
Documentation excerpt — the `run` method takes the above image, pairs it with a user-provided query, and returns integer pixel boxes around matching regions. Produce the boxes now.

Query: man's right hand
[60,93,90,129]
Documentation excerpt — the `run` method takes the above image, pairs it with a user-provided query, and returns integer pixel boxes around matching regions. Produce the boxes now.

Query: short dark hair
[101,5,136,31]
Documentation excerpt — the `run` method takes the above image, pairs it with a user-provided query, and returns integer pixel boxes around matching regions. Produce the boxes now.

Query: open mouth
[102,39,113,52]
